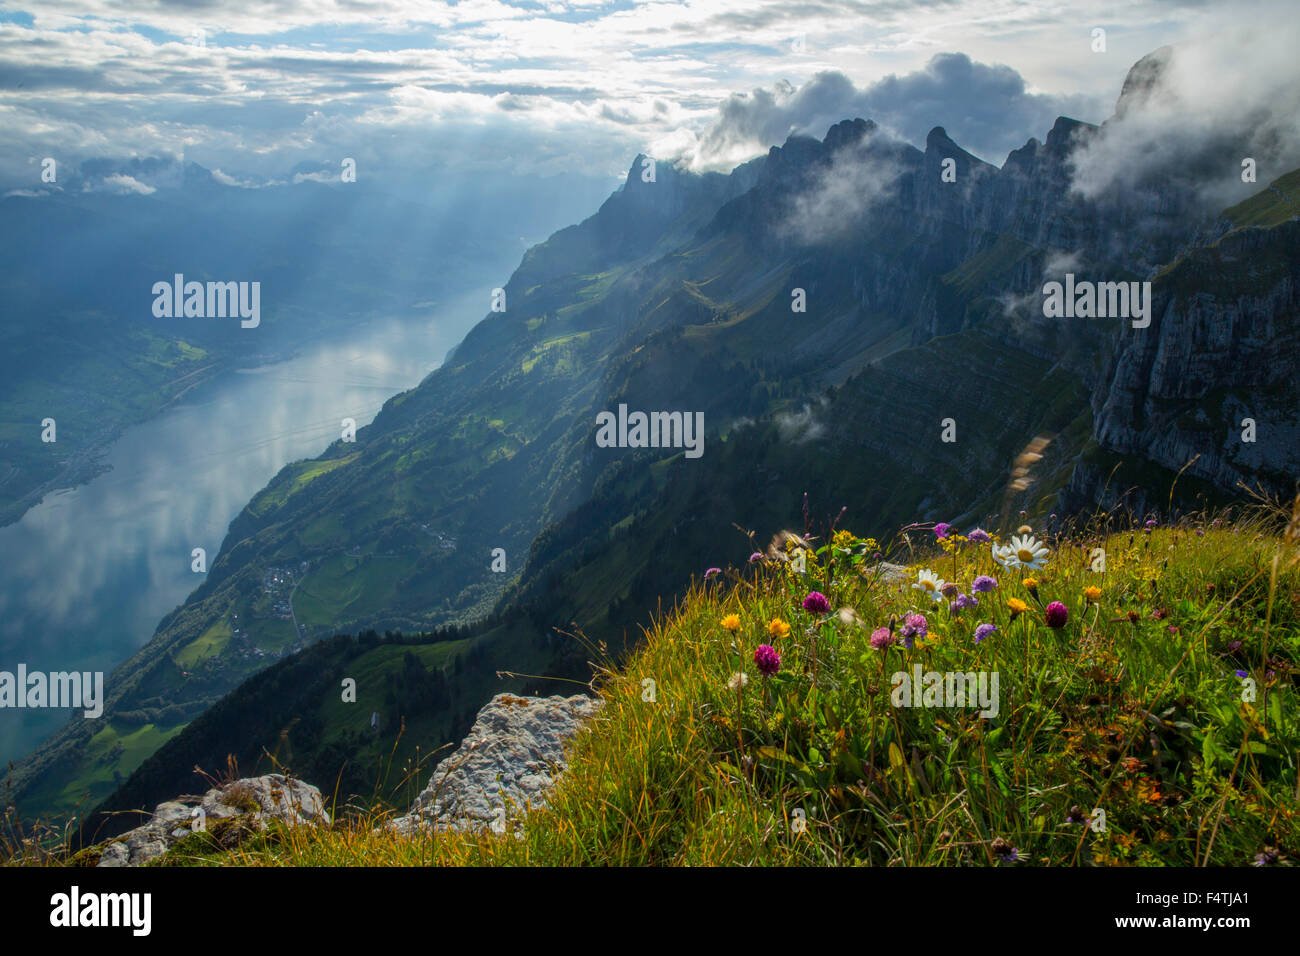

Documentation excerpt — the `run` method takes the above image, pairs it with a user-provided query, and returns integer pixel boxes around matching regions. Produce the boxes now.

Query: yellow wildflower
[721,614,741,632]
[1007,598,1029,617]
[1084,586,1102,604]
[768,617,791,639]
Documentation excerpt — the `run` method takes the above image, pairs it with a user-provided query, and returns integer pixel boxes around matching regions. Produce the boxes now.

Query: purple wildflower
[1044,601,1069,629]
[754,644,781,677]
[968,528,992,544]
[950,593,978,614]
[748,551,763,563]
[869,627,894,650]
[802,591,831,615]
[991,837,1021,864]
[704,567,721,579]
[934,522,954,539]
[973,623,998,644]
[1235,669,1248,678]
[972,574,998,593]
[899,612,928,649]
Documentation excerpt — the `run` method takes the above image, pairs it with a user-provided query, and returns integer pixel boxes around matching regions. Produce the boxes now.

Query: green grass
[174,617,232,668]
[1224,168,1300,230]
[15,720,189,824]
[98,501,1300,868]
[294,554,414,628]
[247,453,360,518]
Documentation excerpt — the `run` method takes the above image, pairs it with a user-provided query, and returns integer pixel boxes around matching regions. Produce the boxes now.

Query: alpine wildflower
[768,617,791,639]
[1044,601,1069,629]
[993,543,1018,569]
[972,574,998,593]
[950,593,978,614]
[899,612,928,649]
[802,591,831,615]
[754,644,781,677]
[720,614,741,632]
[973,622,998,644]
[870,626,895,650]
[991,837,1021,864]
[912,568,947,603]
[1008,534,1050,570]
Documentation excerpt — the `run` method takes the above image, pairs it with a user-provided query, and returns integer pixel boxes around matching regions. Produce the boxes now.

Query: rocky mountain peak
[1115,44,1175,118]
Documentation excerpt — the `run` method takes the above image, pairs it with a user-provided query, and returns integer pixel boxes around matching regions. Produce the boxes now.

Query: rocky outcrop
[388,693,601,835]
[1075,218,1300,509]
[91,774,328,867]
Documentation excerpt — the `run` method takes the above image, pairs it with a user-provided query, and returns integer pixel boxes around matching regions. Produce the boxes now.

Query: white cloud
[0,0,1290,193]
[87,173,156,194]
[1068,3,1300,210]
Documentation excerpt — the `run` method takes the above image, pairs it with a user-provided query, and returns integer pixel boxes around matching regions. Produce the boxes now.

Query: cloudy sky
[0,0,1294,192]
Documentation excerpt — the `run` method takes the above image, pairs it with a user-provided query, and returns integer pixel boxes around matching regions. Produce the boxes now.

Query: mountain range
[4,47,1298,839]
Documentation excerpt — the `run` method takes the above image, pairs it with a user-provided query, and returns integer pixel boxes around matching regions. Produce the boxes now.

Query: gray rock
[93,773,329,867]
[388,693,601,836]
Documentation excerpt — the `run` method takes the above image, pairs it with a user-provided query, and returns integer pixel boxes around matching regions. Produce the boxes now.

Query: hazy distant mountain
[0,158,611,527]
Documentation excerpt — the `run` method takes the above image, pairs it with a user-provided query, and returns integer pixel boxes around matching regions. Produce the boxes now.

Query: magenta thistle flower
[969,528,992,543]
[802,591,831,615]
[972,574,997,593]
[754,643,781,676]
[973,623,998,644]
[1044,601,1069,629]
[870,627,894,650]
[934,522,953,539]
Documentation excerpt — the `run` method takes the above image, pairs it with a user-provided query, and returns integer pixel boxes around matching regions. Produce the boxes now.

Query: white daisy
[1008,534,1050,570]
[993,543,1018,568]
[912,568,947,602]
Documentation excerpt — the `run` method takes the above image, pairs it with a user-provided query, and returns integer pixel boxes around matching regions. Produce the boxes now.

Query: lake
[0,298,481,765]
